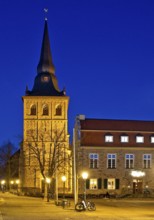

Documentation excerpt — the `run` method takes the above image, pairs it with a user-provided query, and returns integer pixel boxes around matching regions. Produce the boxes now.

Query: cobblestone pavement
[0,192,154,220]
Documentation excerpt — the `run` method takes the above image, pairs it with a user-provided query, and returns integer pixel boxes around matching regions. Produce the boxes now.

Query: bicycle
[75,200,96,212]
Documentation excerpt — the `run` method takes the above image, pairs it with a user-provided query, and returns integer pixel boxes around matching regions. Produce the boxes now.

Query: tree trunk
[44,182,49,202]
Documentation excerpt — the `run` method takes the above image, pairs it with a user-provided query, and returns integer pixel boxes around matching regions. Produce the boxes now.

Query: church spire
[37,19,55,75]
[26,19,65,96]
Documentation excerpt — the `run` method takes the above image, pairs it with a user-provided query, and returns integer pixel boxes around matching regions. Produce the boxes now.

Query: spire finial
[37,14,55,75]
[44,8,48,20]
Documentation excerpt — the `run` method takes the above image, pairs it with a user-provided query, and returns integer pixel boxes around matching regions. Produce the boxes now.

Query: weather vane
[44,8,48,20]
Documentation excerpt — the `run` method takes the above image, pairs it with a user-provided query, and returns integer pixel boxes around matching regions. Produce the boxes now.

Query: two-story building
[74,115,154,197]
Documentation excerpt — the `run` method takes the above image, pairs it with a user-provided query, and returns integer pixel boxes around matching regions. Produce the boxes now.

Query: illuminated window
[105,134,113,142]
[125,154,134,169]
[104,179,120,190]
[89,153,99,169]
[107,154,116,169]
[150,136,154,143]
[143,154,151,169]
[90,179,98,190]
[43,104,49,116]
[55,105,62,116]
[41,76,49,82]
[121,135,129,143]
[30,104,36,115]
[136,135,144,143]
[107,179,115,190]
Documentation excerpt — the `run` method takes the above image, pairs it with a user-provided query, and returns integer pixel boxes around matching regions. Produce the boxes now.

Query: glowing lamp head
[61,176,67,182]
[82,172,88,180]
[1,180,5,185]
[46,178,51,184]
[16,180,20,184]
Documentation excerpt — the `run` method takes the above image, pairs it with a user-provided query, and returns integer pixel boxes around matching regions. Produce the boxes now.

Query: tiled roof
[80,118,154,132]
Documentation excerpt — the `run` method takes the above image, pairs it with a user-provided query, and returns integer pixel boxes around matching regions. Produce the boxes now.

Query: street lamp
[61,175,66,199]
[15,179,20,195]
[46,178,51,202]
[10,180,14,192]
[1,180,6,193]
[81,172,88,201]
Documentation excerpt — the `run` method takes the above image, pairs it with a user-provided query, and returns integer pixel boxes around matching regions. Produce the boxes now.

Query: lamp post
[81,172,88,201]
[10,180,14,192]
[15,179,20,195]
[61,175,66,199]
[1,180,6,193]
[46,177,51,202]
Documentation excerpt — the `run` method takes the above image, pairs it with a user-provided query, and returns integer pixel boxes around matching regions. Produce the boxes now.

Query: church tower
[20,20,71,195]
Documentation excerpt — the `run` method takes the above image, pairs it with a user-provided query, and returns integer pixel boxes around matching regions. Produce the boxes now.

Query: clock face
[41,76,49,82]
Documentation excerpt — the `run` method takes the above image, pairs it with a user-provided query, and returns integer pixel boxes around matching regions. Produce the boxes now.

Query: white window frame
[105,135,113,143]
[89,153,99,169]
[121,135,129,143]
[90,178,98,190]
[143,154,151,169]
[136,135,144,143]
[107,154,116,169]
[151,136,154,143]
[125,154,134,169]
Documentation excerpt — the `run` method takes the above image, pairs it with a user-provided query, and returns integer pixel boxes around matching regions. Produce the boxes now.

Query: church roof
[26,20,65,96]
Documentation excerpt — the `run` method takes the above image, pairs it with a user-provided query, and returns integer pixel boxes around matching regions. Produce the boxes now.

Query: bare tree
[0,141,19,189]
[23,126,71,200]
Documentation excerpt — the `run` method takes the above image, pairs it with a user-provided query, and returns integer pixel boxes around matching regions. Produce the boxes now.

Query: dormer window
[42,104,49,116]
[30,104,36,115]
[136,134,144,143]
[150,135,154,143]
[121,134,129,143]
[55,105,62,116]
[105,133,113,142]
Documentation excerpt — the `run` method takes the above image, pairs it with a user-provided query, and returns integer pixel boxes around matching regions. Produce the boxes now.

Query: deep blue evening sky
[0,0,154,147]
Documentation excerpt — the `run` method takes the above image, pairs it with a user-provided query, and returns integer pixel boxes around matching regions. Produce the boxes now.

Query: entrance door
[133,180,143,194]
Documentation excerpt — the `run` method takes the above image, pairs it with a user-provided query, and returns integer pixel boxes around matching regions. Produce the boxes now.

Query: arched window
[55,105,62,116]
[30,104,36,115]
[43,104,49,116]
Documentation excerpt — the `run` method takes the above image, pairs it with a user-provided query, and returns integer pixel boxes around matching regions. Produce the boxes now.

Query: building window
[90,179,98,189]
[86,178,102,190]
[150,136,154,143]
[136,134,144,143]
[89,153,98,169]
[42,104,49,116]
[55,105,62,116]
[143,154,151,169]
[107,154,116,169]
[30,104,36,115]
[121,135,129,143]
[104,179,120,190]
[105,134,113,142]
[41,76,49,82]
[107,178,115,190]
[125,154,134,169]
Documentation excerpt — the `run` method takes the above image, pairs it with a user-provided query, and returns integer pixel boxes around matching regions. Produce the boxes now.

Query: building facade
[74,115,154,197]
[20,20,71,195]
